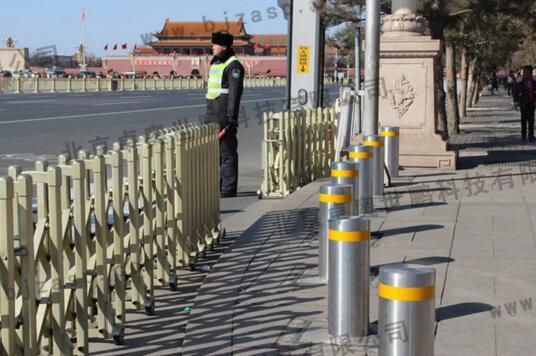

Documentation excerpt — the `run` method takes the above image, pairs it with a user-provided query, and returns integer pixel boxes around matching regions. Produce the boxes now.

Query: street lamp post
[363,0,381,135]
[278,0,292,110]
[355,5,363,89]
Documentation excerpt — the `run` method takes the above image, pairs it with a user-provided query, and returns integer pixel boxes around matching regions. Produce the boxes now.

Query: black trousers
[520,104,535,139]
[220,126,238,193]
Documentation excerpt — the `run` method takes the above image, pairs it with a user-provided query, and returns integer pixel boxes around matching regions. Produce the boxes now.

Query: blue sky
[1,0,288,56]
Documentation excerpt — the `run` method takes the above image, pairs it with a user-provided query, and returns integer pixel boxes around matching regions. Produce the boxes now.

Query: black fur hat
[211,31,234,47]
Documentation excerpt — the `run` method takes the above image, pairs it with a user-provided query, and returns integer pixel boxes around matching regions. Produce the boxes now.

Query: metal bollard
[347,145,374,214]
[330,161,359,215]
[363,135,385,196]
[379,264,436,356]
[328,216,370,338]
[15,77,21,94]
[318,184,352,281]
[381,127,400,179]
[34,77,40,94]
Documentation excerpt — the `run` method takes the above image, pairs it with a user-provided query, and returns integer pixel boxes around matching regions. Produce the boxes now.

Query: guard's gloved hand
[218,125,229,139]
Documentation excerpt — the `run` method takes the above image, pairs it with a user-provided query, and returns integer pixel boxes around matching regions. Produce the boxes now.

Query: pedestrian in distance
[205,30,245,198]
[514,65,536,141]
[507,70,515,96]
[490,72,498,95]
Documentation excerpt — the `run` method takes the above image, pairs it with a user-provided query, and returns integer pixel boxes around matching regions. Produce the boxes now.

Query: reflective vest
[206,55,240,100]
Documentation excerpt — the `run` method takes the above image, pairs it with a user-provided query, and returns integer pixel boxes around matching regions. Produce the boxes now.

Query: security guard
[206,30,245,198]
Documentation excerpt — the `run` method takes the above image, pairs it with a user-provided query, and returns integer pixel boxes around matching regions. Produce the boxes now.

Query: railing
[0,123,221,355]
[0,77,288,94]
[259,107,338,199]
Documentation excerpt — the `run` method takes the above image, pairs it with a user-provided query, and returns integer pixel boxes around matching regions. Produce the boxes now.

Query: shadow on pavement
[388,187,450,196]
[405,172,457,179]
[380,224,445,238]
[220,209,243,214]
[436,302,493,322]
[406,256,455,265]
[89,231,241,355]
[181,207,325,355]
[235,191,259,197]
[385,201,448,212]
[458,149,536,169]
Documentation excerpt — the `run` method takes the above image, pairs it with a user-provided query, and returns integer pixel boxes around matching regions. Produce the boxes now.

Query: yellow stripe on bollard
[378,283,435,301]
[331,169,358,178]
[364,141,384,147]
[349,151,373,159]
[381,131,399,137]
[319,193,352,203]
[328,229,370,242]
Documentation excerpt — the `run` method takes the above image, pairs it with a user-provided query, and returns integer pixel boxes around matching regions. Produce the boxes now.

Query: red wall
[102,56,287,77]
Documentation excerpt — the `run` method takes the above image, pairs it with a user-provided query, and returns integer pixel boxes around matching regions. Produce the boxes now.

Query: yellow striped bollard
[331,161,359,214]
[348,145,374,214]
[318,184,352,282]
[363,135,385,196]
[379,264,436,356]
[328,216,370,337]
[381,127,400,179]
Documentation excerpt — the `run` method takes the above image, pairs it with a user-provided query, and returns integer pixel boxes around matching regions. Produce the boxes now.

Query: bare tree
[5,37,15,48]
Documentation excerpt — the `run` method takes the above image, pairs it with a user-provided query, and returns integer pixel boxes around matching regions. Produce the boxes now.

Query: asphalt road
[0,86,339,217]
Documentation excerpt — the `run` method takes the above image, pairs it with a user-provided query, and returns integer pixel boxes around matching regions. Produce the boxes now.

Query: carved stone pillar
[379,0,457,169]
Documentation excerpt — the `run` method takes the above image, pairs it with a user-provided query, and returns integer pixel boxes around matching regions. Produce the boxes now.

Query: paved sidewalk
[90,91,535,355]
[180,91,536,355]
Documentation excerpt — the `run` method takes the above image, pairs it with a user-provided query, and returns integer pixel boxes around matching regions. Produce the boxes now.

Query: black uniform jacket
[514,77,536,108]
[205,49,245,129]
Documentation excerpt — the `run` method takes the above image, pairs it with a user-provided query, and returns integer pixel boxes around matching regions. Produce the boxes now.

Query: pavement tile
[177,92,536,355]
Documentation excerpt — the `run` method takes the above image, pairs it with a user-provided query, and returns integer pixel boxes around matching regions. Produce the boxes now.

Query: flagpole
[81,7,87,69]
[82,7,86,48]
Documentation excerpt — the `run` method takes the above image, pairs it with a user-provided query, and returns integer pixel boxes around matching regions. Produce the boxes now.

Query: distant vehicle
[0,70,12,79]
[9,70,37,79]
[17,69,33,78]
[78,70,97,78]
[45,67,67,78]
[123,72,146,79]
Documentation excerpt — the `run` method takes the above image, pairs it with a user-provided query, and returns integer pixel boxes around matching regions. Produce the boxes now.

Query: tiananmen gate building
[140,18,287,57]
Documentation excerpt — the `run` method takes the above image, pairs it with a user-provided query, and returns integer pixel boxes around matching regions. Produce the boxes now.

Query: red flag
[253,43,259,49]
[122,43,127,49]
[104,44,108,51]
[80,8,85,22]
[113,44,118,50]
